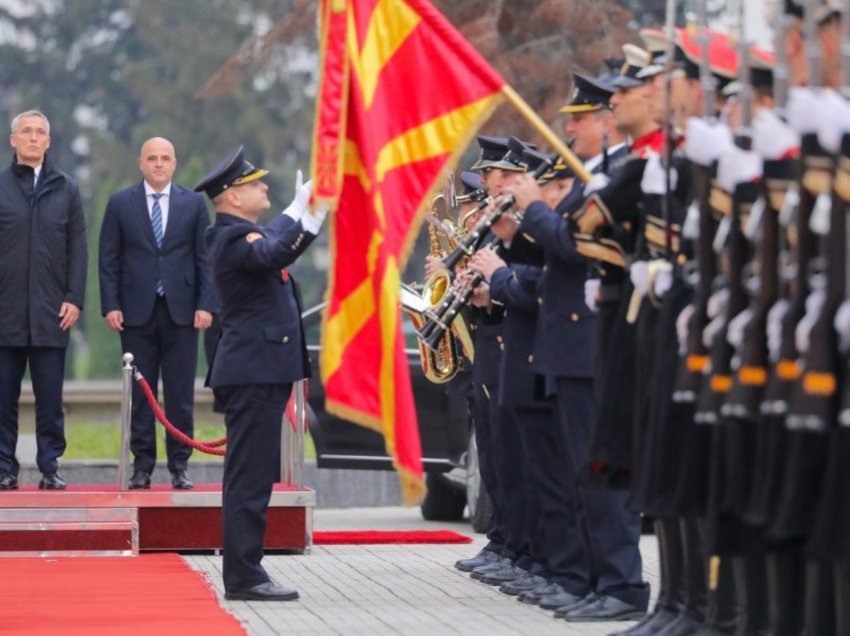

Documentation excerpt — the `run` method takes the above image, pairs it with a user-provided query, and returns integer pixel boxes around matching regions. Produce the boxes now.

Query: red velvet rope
[135,374,227,456]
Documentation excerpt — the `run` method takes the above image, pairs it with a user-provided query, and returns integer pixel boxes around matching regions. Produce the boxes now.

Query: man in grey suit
[99,137,215,489]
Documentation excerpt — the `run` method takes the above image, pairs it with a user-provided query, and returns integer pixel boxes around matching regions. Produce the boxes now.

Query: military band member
[504,68,649,621]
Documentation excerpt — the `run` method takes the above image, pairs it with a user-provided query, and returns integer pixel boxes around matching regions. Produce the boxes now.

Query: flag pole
[500,85,592,184]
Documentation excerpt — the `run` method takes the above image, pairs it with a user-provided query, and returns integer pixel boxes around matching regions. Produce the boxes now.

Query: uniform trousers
[121,296,197,474]
[214,382,289,592]
[490,400,532,569]
[555,376,649,609]
[472,383,508,556]
[514,404,588,591]
[0,346,66,475]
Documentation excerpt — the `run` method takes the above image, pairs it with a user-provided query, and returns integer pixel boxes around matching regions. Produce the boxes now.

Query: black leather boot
[616,517,684,636]
[692,556,737,635]
[732,552,768,636]
[765,543,804,636]
[803,561,835,636]
[835,567,850,636]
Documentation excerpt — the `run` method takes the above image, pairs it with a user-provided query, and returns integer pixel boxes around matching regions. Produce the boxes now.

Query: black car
[301,303,492,531]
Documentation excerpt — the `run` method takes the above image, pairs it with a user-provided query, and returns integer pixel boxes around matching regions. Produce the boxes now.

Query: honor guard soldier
[195,147,325,601]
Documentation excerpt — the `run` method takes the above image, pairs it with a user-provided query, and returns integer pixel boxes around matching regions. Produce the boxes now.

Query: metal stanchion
[281,380,306,488]
[118,353,134,489]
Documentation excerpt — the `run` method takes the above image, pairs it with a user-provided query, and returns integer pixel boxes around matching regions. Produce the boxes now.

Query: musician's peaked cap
[459,171,483,195]
[488,136,535,172]
[193,145,269,199]
[560,73,614,113]
[470,135,510,171]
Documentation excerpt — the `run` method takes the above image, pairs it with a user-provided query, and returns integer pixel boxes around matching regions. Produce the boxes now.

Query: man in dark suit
[196,147,322,601]
[0,110,87,491]
[99,137,216,490]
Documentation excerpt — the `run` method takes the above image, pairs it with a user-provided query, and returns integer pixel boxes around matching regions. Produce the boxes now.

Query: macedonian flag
[311,0,507,502]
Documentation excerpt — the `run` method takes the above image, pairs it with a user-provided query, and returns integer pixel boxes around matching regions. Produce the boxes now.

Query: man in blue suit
[99,137,216,490]
[197,147,323,601]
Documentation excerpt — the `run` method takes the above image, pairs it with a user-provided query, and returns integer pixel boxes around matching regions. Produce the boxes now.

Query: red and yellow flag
[311,0,506,502]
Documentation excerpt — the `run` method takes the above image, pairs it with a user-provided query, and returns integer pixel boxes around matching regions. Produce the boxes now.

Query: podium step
[0,507,138,557]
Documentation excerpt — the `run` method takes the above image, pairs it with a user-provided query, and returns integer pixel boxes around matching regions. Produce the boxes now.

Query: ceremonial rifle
[672,0,719,403]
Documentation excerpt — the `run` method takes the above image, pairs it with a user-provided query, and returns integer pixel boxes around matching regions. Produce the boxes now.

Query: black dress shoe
[0,471,18,490]
[455,548,500,572]
[128,469,151,490]
[224,581,299,601]
[38,472,66,490]
[563,594,646,622]
[171,469,193,490]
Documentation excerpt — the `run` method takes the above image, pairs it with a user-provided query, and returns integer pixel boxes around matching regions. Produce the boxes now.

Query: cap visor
[559,104,605,113]
[232,168,269,187]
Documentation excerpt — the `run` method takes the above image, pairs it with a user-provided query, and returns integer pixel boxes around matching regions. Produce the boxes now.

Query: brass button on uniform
[282,336,289,343]
[537,297,543,305]
[527,354,534,363]
[571,313,579,322]
[542,265,548,272]
[496,336,503,343]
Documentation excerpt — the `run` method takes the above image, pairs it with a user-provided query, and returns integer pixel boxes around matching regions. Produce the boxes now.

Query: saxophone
[402,194,463,383]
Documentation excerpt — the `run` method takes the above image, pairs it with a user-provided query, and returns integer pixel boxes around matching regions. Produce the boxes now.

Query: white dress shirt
[144,181,172,234]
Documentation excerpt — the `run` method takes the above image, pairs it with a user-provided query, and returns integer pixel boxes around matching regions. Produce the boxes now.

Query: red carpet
[313,530,472,544]
[0,554,244,635]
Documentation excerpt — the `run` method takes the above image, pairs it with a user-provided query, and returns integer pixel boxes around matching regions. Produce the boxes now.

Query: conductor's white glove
[301,204,328,236]
[753,108,799,160]
[584,278,601,313]
[283,169,314,222]
[684,117,734,167]
[727,308,752,350]
[641,152,678,195]
[629,260,650,296]
[717,146,762,193]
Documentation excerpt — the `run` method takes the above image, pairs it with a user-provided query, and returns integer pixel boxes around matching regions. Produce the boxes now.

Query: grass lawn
[63,423,316,461]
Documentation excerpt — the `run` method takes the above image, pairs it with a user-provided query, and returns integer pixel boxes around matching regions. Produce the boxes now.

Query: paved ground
[186,507,659,636]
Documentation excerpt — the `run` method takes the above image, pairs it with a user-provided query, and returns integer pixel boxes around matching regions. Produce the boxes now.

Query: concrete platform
[0,484,315,553]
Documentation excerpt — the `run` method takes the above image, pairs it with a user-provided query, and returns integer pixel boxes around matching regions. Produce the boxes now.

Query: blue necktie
[151,193,165,296]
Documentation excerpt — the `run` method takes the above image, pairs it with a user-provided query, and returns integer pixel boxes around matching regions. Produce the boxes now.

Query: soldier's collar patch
[245,232,264,243]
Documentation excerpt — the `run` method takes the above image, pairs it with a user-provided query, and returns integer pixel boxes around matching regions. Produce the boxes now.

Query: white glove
[834,299,850,353]
[584,278,600,313]
[795,289,826,355]
[817,89,850,154]
[583,173,611,196]
[282,169,314,222]
[301,204,328,236]
[707,288,729,320]
[629,260,650,296]
[653,261,673,299]
[676,303,695,353]
[717,146,762,193]
[767,298,790,362]
[786,87,821,136]
[752,108,800,160]
[727,308,752,350]
[684,117,734,167]
[640,152,678,195]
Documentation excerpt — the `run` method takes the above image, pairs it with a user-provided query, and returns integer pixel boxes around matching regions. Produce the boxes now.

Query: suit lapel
[133,182,158,250]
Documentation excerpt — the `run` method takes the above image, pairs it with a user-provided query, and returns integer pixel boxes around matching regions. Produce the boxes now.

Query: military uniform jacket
[205,212,315,388]
[489,262,549,408]
[0,154,87,348]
